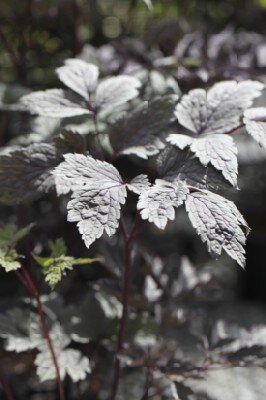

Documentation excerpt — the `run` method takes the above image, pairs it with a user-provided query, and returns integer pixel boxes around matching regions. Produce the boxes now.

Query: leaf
[0,143,61,204]
[33,238,96,288]
[65,290,122,342]
[20,89,90,118]
[167,133,238,186]
[0,309,42,352]
[35,347,91,382]
[214,321,266,353]
[50,238,67,258]
[94,75,141,113]
[33,254,74,288]
[167,134,194,150]
[0,224,34,272]
[175,80,264,135]
[109,95,178,159]
[0,249,21,272]
[127,175,150,194]
[244,107,266,150]
[54,154,127,248]
[35,322,90,382]
[137,179,188,229]
[56,59,99,101]
[185,190,249,267]
[0,223,34,248]
[94,291,122,319]
[157,146,231,190]
[0,307,91,382]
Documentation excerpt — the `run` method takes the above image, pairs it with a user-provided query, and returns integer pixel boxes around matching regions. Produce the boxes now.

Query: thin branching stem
[110,214,141,400]
[16,268,65,400]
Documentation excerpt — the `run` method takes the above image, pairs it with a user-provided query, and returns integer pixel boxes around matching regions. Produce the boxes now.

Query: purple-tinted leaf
[56,59,99,101]
[185,191,249,267]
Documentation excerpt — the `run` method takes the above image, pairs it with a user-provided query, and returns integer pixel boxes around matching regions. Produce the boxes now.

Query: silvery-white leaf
[54,153,123,195]
[185,191,249,267]
[167,134,193,149]
[157,146,230,190]
[127,175,150,194]
[167,134,238,186]
[144,275,163,302]
[94,291,122,319]
[176,88,207,134]
[0,143,61,204]
[143,70,180,95]
[187,367,266,400]
[0,309,41,352]
[176,80,264,135]
[20,89,90,118]
[56,59,99,101]
[54,154,127,248]
[217,324,266,353]
[35,348,91,382]
[94,75,140,112]
[244,107,266,150]
[137,179,188,229]
[109,95,178,159]
[174,256,211,296]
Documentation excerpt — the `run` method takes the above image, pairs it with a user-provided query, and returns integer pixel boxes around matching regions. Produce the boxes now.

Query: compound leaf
[137,179,188,229]
[185,190,249,267]
[56,59,99,101]
[176,80,264,135]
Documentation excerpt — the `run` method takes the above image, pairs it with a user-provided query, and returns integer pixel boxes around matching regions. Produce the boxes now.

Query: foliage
[1,6,266,399]
[0,224,33,272]
[33,238,97,288]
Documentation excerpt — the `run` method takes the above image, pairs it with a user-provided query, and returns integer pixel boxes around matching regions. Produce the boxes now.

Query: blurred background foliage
[1,0,266,86]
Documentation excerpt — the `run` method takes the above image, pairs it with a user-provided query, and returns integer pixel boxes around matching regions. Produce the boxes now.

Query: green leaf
[0,249,21,272]
[33,238,97,288]
[0,223,34,249]
[13,223,35,244]
[50,238,67,258]
[33,254,74,288]
[73,258,98,266]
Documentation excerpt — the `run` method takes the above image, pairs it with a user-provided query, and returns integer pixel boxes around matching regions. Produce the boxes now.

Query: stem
[18,268,65,400]
[0,366,14,400]
[110,215,141,400]
[224,122,245,135]
[93,113,104,160]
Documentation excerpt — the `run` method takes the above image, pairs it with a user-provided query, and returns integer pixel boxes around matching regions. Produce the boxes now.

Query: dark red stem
[17,268,65,400]
[110,215,141,400]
